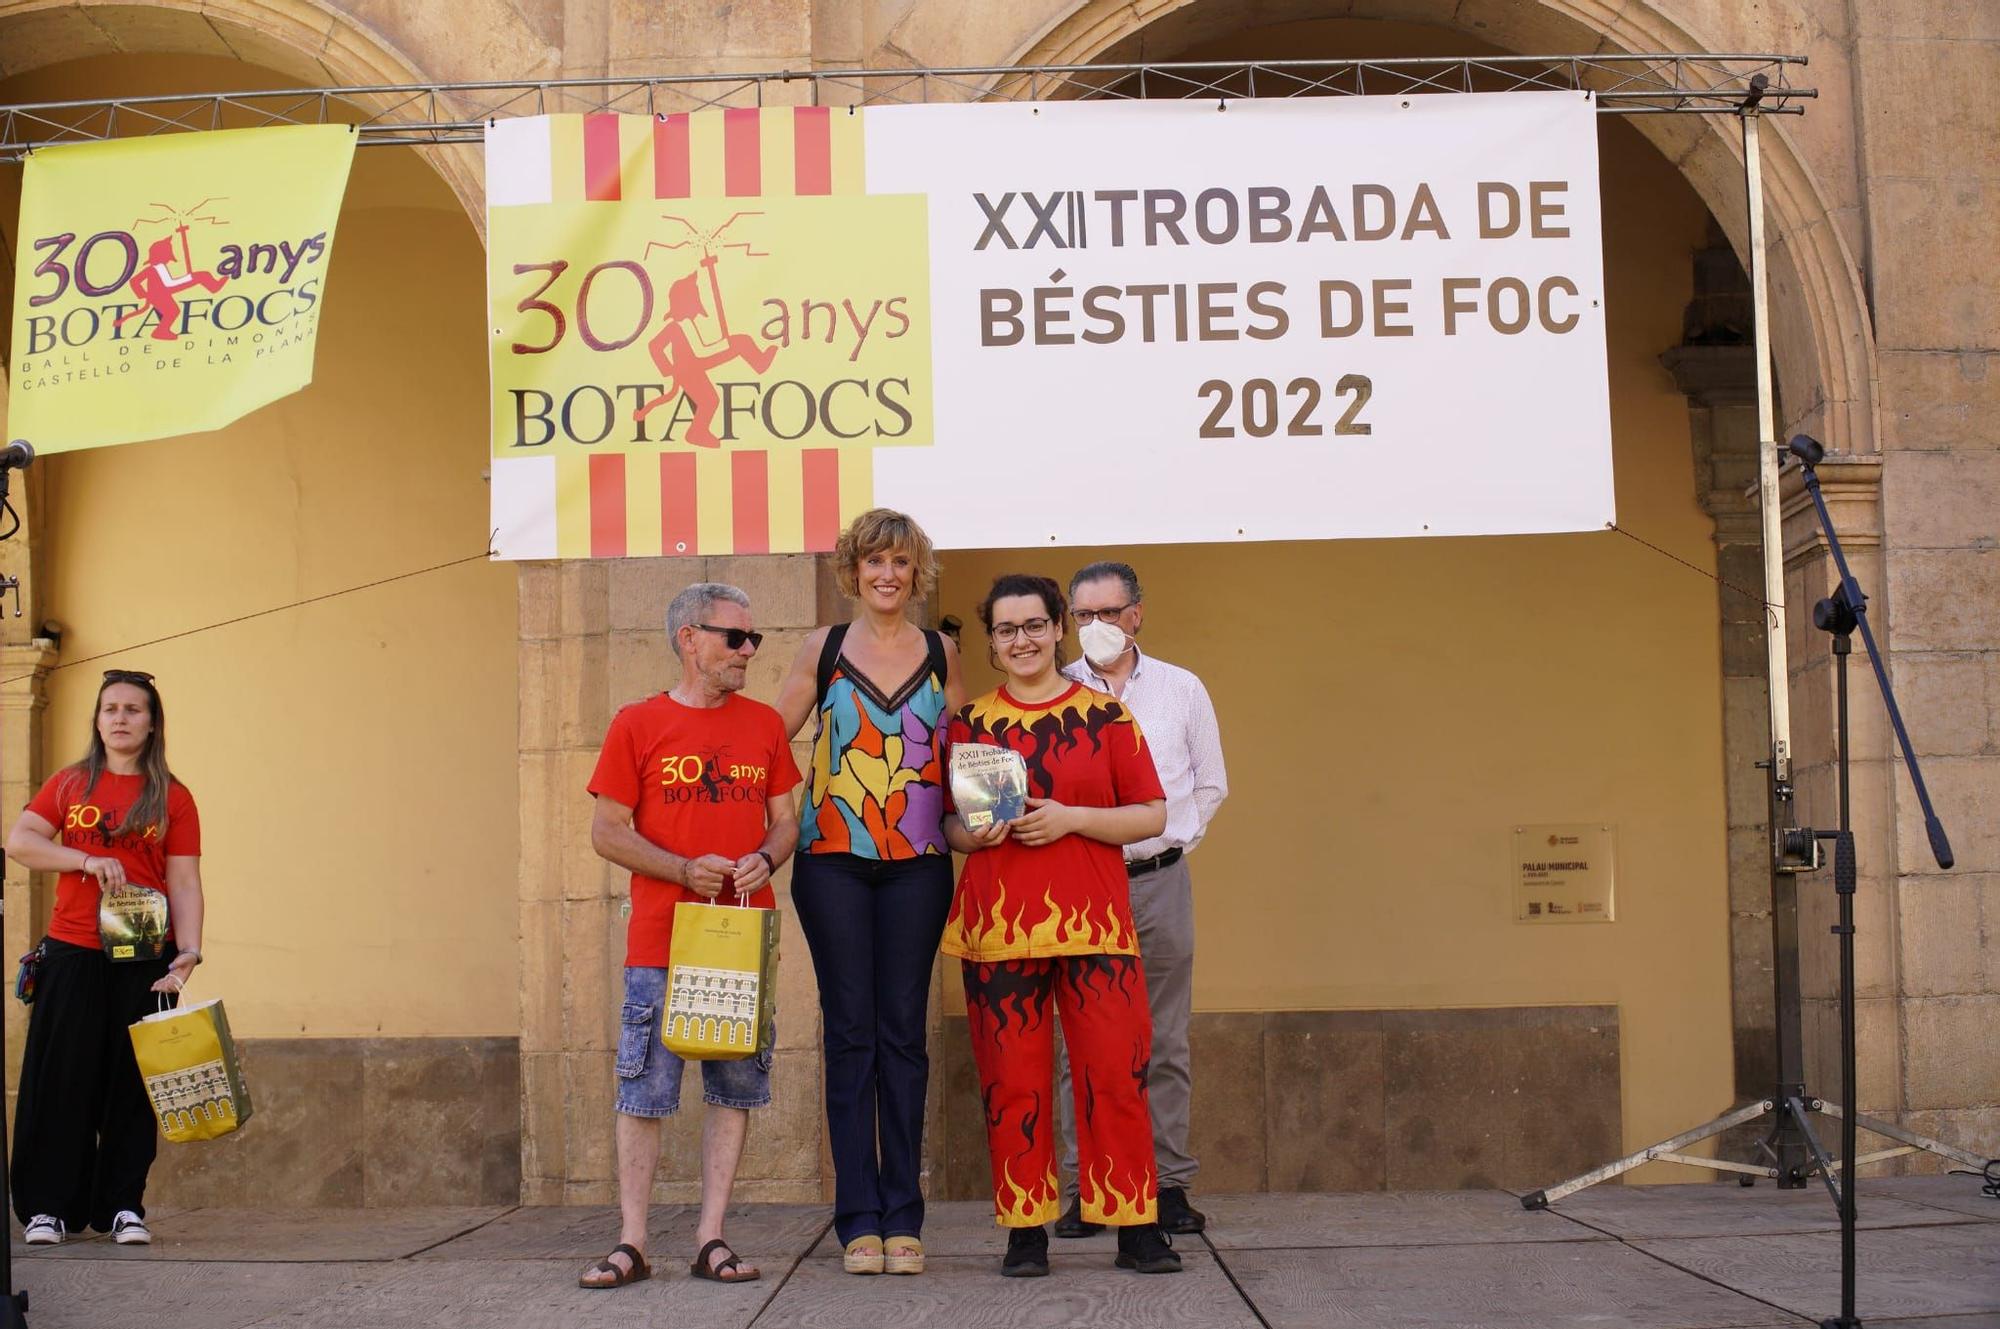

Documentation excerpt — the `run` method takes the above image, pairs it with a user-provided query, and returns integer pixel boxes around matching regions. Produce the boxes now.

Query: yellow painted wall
[938,116,1731,1165]
[1,57,518,1038]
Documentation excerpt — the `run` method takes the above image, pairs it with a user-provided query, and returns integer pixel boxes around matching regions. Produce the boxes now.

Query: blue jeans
[792,852,952,1244]
[615,965,772,1117]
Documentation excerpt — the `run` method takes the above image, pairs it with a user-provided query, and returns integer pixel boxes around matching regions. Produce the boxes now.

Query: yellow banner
[485,109,932,558]
[7,124,357,453]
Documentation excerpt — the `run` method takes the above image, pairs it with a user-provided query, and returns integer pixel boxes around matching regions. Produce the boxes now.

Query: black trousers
[791,852,953,1245]
[11,938,174,1231]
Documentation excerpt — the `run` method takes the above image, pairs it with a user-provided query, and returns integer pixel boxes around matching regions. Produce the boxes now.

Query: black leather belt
[1125,847,1182,878]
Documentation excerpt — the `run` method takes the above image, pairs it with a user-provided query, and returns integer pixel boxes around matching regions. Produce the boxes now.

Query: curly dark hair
[977,574,1068,668]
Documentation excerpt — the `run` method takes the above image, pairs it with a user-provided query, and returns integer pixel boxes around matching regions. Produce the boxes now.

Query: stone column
[0,641,58,1131]
[1842,0,2000,1166]
[0,392,55,1132]
[517,555,830,1203]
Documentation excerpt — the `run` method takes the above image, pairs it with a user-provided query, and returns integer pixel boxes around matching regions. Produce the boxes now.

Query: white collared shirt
[1063,646,1227,861]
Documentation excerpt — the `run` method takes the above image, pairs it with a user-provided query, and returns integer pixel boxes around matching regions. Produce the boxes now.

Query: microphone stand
[1525,432,1986,1325]
[1789,432,1955,1329]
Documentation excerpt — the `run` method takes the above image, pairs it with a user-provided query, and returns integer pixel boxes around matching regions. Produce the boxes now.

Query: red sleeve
[164,782,201,855]
[768,716,802,798]
[941,711,972,814]
[24,771,71,828]
[587,707,643,809]
[1111,709,1166,806]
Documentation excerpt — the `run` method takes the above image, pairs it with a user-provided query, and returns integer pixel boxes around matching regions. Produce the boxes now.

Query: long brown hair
[72,671,177,839]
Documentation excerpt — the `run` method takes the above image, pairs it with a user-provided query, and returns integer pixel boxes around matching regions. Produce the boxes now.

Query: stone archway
[0,0,525,1207]
[868,0,1877,462]
[0,0,565,223]
[871,0,1903,1185]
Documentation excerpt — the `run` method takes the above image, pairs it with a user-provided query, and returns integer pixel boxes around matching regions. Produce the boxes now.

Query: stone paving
[8,1177,1997,1328]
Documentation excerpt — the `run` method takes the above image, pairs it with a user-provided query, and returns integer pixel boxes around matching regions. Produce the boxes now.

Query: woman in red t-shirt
[941,574,1181,1279]
[5,669,205,1248]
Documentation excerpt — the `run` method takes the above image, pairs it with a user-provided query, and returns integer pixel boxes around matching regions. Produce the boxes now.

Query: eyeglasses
[694,624,764,651]
[990,618,1053,644]
[1071,604,1133,625]
[102,669,156,684]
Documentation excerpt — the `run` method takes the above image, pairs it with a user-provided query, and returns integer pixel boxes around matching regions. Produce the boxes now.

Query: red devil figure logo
[114,223,228,341]
[632,243,777,449]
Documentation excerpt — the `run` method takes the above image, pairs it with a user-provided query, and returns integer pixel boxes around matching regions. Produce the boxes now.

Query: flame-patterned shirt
[940,681,1165,962]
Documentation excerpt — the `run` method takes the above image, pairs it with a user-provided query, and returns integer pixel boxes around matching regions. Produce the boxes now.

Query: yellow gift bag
[129,998,254,1143]
[663,901,778,1060]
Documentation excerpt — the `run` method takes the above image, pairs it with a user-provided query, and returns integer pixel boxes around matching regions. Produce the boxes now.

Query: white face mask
[1078,618,1130,669]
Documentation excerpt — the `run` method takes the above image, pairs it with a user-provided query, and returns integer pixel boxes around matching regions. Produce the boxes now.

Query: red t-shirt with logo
[588,692,802,968]
[26,768,201,950]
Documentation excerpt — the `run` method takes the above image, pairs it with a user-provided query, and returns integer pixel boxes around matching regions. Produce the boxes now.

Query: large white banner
[485,92,1608,558]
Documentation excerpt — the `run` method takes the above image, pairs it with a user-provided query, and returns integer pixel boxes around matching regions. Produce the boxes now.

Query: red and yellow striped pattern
[541,107,871,559]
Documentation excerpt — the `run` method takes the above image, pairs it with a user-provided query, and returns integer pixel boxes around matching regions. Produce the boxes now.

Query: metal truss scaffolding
[0,55,1810,158]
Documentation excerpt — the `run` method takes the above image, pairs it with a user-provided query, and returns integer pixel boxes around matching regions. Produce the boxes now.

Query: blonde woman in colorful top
[777,509,962,1276]
[941,573,1180,1279]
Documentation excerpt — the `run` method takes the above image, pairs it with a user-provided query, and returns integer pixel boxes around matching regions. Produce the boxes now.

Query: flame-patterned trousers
[961,954,1157,1228]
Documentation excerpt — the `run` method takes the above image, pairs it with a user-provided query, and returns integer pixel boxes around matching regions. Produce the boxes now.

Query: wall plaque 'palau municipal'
[1514,824,1616,924]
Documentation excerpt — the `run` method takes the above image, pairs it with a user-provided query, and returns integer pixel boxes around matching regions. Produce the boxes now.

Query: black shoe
[1054,1200,1103,1239]
[1002,1225,1049,1278]
[1158,1185,1206,1235]
[1115,1223,1182,1274]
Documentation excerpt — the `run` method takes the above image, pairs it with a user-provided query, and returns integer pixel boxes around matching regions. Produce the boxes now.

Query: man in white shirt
[1054,561,1228,1238]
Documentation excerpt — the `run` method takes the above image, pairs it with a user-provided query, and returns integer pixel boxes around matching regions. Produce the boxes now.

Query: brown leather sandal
[690,1237,761,1283]
[579,1242,651,1289]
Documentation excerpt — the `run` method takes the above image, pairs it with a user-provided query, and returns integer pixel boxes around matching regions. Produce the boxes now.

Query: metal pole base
[1816,1103,1993,1173]
[1819,1318,1862,1329]
[0,1288,26,1329]
[1523,1099,1779,1209]
[1525,1093,1998,1212]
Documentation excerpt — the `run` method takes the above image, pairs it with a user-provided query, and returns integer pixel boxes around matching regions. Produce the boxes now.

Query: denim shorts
[615,965,773,1117]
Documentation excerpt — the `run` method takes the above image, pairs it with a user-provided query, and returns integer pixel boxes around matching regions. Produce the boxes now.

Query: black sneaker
[1054,1200,1103,1239]
[1114,1223,1182,1274]
[1001,1225,1049,1278]
[1158,1185,1207,1235]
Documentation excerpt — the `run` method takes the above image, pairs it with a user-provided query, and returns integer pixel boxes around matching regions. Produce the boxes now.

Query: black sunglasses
[102,669,156,685]
[694,624,764,651]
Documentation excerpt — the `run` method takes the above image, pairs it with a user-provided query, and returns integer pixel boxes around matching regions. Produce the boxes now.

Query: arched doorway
[916,5,1859,1194]
[0,4,520,1207]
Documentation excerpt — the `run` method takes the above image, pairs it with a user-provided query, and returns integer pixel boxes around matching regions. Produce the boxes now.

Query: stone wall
[1857,4,2000,1159]
[937,1007,1621,1196]
[149,1038,520,1207]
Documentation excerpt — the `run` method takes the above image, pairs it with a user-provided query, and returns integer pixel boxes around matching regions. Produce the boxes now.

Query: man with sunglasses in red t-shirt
[579,582,801,1293]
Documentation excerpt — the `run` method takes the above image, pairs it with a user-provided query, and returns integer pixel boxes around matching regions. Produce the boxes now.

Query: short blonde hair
[834,508,940,602]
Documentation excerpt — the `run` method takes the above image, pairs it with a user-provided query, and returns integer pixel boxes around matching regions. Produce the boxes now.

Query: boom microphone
[0,441,33,471]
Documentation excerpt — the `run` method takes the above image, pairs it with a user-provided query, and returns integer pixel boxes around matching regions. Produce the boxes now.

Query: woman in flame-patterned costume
[942,574,1181,1278]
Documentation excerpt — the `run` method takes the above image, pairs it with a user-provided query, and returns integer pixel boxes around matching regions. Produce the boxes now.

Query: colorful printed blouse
[940,681,1166,962]
[799,633,950,859]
